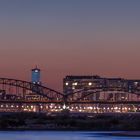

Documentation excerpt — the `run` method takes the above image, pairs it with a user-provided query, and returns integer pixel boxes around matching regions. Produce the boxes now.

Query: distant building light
[72,82,78,86]
[72,86,75,90]
[89,106,93,110]
[65,82,69,86]
[88,82,92,86]
[114,107,118,110]
[134,82,138,86]
[31,105,34,109]
[35,70,39,73]
[63,104,66,109]
[75,82,78,86]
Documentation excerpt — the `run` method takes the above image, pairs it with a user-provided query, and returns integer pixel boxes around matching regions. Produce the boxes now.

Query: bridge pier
[17,103,23,112]
[34,104,42,113]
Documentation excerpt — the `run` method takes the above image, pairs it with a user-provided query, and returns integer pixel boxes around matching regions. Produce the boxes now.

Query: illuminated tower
[31,66,41,84]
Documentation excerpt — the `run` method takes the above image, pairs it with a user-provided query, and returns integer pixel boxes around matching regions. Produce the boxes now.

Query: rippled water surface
[0,131,139,140]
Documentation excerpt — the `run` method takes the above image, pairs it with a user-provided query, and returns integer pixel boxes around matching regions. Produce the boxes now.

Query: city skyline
[0,0,140,91]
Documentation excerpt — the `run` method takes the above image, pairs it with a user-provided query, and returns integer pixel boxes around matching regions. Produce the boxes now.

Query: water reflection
[0,131,139,140]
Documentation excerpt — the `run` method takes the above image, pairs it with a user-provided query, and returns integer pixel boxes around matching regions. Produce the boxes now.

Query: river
[0,131,139,140]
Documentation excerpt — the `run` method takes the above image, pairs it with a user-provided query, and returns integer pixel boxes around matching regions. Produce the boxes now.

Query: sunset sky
[0,0,140,91]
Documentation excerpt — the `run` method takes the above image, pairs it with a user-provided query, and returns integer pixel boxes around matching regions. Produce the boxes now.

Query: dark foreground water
[0,131,139,140]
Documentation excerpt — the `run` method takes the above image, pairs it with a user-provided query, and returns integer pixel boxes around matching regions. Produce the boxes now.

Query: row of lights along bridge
[0,66,140,113]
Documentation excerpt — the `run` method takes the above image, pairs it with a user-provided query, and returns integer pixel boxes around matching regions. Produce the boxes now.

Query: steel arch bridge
[0,78,64,101]
[0,77,140,113]
[65,86,140,101]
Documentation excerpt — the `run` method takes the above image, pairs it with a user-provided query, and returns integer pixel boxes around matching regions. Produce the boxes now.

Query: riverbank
[0,112,140,131]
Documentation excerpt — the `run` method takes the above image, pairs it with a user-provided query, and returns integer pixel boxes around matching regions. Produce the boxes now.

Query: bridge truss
[0,78,140,113]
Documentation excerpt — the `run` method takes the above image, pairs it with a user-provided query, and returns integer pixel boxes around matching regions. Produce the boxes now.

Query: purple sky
[0,0,140,91]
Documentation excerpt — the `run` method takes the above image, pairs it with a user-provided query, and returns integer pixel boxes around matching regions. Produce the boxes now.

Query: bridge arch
[66,86,140,102]
[0,78,64,100]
